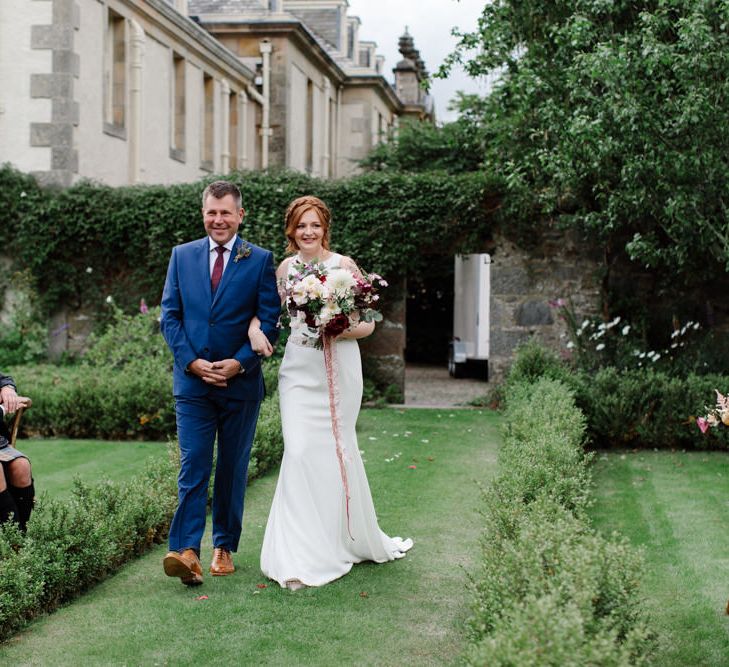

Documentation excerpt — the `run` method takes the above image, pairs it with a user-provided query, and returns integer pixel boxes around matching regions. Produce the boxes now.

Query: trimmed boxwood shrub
[0,452,178,641]
[8,305,282,441]
[465,366,654,664]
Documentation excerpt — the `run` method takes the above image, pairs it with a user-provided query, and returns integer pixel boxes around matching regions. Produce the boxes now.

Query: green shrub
[498,378,590,515]
[83,304,171,371]
[464,350,654,663]
[574,368,729,450]
[0,451,178,641]
[471,497,646,645]
[467,593,652,667]
[0,270,48,367]
[503,339,575,394]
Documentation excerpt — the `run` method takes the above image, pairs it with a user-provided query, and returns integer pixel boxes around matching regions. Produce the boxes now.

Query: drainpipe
[258,39,272,169]
[221,79,230,173]
[239,91,248,170]
[322,78,331,178]
[128,20,145,184]
[335,84,342,178]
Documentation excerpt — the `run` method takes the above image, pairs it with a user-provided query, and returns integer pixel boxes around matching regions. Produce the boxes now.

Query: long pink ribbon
[323,335,354,541]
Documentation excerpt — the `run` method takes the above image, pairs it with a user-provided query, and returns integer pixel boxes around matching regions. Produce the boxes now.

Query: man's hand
[187,359,243,388]
[188,359,230,387]
[0,386,20,414]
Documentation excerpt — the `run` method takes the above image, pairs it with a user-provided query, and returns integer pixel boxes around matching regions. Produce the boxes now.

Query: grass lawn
[589,449,729,667]
[14,438,170,499]
[0,408,500,666]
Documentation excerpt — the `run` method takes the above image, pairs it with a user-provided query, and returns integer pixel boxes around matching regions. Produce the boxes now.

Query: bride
[250,195,413,590]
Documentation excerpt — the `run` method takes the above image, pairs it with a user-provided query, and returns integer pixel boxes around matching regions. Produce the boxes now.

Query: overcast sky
[346,0,487,123]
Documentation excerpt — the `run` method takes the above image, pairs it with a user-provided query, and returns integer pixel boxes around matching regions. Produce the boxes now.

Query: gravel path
[403,363,489,407]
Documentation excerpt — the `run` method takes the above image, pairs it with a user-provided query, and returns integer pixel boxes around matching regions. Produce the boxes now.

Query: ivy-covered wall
[0,165,496,388]
[0,165,493,313]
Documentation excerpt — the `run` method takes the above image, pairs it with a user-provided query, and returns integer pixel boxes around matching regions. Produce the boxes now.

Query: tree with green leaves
[436,0,729,284]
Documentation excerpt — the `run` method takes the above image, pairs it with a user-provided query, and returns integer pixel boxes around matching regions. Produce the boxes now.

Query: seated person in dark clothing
[0,371,34,531]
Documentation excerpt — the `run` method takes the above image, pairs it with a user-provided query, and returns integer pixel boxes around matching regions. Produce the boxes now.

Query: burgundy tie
[211,245,226,293]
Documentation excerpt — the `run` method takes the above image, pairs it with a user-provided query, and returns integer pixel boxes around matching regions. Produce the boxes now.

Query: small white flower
[621,325,630,335]
[421,439,429,443]
[693,322,700,330]
[580,320,589,330]
[632,349,641,356]
[20,191,26,198]
[368,436,377,441]
[566,341,575,349]
[639,352,646,359]
[105,295,114,304]
[86,267,93,274]
[595,343,605,351]
[670,343,678,349]
[652,353,661,361]
[671,330,680,339]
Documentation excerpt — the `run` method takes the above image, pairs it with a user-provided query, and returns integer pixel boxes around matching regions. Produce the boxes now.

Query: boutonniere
[234,240,252,263]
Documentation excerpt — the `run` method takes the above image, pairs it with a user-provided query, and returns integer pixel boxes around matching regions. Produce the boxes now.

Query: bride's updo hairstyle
[284,195,331,254]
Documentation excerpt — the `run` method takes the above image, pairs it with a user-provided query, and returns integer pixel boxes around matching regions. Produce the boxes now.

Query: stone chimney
[393,28,422,105]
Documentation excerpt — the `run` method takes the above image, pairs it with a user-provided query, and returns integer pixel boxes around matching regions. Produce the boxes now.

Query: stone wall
[359,277,406,398]
[488,231,603,382]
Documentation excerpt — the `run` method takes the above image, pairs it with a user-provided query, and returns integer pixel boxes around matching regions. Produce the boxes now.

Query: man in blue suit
[160,180,280,586]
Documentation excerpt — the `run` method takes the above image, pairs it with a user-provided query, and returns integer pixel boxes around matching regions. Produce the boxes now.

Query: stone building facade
[1,0,263,187]
[1,0,434,186]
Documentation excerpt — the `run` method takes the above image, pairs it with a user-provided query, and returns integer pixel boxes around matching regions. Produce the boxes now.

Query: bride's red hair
[284,196,331,254]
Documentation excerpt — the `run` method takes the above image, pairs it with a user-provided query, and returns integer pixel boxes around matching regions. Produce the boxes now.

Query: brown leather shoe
[210,547,235,576]
[163,549,203,586]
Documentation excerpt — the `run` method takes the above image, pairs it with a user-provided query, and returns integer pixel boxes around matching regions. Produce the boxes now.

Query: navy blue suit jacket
[160,236,280,401]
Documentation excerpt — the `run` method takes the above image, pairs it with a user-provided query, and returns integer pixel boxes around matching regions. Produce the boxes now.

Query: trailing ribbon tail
[323,335,354,541]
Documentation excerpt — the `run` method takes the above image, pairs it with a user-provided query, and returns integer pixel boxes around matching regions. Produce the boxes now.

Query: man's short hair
[202,181,242,209]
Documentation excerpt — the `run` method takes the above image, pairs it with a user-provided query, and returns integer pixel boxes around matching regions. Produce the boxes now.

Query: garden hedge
[574,367,729,451]
[0,164,494,316]
[465,369,654,664]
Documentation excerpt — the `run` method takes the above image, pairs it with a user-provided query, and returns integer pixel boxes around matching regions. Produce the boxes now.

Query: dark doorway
[405,255,454,364]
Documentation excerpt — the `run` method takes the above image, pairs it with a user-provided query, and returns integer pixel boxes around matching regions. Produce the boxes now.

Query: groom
[160,180,279,586]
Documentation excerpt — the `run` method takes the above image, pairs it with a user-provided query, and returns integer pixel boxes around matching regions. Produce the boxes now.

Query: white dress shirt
[208,236,237,277]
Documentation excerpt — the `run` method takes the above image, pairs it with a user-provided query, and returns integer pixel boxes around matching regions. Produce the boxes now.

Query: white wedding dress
[260,253,413,588]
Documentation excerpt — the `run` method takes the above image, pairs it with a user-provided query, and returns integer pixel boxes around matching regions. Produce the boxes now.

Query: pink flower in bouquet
[697,417,709,434]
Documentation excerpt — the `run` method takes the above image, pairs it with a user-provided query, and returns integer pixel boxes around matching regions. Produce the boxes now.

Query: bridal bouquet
[282,259,386,344]
[696,390,729,433]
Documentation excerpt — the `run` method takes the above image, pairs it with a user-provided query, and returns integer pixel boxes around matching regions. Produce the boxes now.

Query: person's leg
[211,399,261,552]
[0,463,19,526]
[6,457,33,531]
[167,395,217,554]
